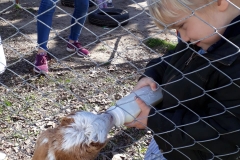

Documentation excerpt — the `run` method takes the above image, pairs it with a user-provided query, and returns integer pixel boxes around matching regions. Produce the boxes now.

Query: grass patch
[0,106,3,114]
[0,99,12,114]
[4,100,12,107]
[65,79,71,83]
[15,3,22,9]
[145,38,176,50]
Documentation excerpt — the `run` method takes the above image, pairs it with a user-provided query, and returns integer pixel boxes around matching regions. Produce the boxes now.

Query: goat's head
[32,111,115,160]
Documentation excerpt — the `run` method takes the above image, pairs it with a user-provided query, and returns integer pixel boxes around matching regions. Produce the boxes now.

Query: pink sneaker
[66,42,90,57]
[33,53,49,74]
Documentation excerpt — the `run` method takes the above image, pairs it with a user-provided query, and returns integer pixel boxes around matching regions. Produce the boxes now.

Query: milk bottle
[107,86,163,126]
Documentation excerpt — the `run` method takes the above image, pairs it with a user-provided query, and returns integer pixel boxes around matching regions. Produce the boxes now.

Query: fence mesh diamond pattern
[0,0,240,159]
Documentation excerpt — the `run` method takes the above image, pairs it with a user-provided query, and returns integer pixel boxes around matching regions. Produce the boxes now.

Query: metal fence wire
[0,0,240,159]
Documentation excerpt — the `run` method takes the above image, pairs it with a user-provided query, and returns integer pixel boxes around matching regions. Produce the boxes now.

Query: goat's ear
[60,117,75,126]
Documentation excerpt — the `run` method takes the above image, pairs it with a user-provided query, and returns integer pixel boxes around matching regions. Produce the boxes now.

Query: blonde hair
[147,0,217,29]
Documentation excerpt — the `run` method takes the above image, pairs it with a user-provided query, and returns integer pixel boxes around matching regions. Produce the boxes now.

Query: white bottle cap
[106,106,125,127]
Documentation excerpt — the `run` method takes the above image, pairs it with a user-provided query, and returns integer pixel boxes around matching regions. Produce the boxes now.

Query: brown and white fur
[32,111,115,160]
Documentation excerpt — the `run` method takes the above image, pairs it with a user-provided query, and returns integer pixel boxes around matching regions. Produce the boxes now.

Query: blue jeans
[37,0,89,50]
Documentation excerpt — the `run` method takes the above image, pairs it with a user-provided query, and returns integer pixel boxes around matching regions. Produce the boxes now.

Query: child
[126,0,240,159]
[35,0,90,74]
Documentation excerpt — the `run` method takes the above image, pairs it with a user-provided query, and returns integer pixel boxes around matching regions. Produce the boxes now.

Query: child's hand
[125,97,150,129]
[133,77,157,92]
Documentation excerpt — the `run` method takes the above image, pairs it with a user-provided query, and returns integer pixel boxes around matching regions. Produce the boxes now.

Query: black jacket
[144,15,240,160]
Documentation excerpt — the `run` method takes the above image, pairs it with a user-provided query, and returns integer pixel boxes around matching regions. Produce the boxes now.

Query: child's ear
[217,0,229,12]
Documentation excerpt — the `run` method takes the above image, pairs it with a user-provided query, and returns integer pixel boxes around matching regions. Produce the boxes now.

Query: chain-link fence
[0,0,240,159]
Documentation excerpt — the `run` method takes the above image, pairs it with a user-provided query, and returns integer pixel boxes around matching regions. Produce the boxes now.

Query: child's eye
[178,24,184,29]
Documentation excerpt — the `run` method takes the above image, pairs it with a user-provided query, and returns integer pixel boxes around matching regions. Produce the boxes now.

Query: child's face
[171,9,227,50]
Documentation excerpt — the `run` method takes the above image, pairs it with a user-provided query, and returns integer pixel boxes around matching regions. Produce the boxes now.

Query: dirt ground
[0,0,177,159]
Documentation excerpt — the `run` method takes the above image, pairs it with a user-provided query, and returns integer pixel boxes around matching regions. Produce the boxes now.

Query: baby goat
[32,111,115,160]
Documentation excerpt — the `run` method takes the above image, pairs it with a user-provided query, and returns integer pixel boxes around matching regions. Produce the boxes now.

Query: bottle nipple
[106,106,126,126]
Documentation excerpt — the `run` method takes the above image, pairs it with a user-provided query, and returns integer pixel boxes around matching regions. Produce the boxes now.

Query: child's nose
[179,31,190,42]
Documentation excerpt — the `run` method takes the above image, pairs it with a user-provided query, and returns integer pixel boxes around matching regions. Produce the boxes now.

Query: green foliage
[0,106,3,114]
[0,100,11,114]
[145,38,177,50]
[65,79,71,83]
[4,100,12,107]
[15,3,21,9]
[25,95,36,101]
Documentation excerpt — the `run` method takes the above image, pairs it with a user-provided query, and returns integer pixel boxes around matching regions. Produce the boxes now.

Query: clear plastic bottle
[106,86,163,126]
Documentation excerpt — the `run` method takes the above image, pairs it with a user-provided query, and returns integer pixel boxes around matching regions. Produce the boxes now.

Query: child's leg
[35,0,57,73]
[68,0,89,42]
[144,138,166,160]
[67,0,90,56]
[37,0,57,53]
